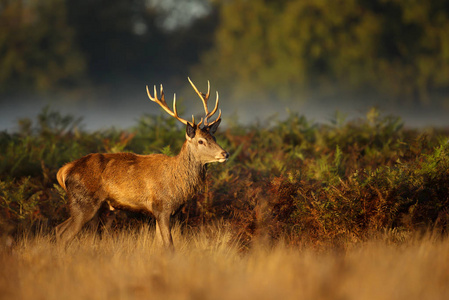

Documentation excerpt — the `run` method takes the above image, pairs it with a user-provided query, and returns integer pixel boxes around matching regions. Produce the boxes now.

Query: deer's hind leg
[56,193,104,247]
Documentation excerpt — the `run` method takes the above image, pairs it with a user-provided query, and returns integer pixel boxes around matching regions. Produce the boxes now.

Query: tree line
[1,0,448,107]
[196,0,449,106]
[0,0,216,94]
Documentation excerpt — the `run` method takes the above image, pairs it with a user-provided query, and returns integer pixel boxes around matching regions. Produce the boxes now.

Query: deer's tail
[56,163,74,192]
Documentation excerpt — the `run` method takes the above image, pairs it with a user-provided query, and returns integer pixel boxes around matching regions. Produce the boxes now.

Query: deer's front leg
[155,212,174,251]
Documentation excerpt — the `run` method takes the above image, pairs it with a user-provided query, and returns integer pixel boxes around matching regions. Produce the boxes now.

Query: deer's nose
[222,151,230,160]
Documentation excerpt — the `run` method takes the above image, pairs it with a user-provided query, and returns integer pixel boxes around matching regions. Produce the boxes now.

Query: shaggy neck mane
[171,142,207,200]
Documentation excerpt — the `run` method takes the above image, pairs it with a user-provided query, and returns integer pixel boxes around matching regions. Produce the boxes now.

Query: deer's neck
[171,142,206,198]
[176,142,206,180]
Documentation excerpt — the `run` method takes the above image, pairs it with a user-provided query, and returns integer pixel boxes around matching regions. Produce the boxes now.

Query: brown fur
[55,126,228,250]
[56,162,73,192]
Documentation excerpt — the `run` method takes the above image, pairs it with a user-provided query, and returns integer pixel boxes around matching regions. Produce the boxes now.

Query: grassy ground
[2,108,449,299]
[1,223,448,300]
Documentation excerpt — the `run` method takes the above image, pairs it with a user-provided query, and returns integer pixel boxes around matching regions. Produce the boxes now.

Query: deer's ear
[186,123,196,139]
[208,118,221,135]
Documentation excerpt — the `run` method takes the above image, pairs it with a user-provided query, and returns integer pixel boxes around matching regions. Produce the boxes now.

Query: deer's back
[58,152,176,213]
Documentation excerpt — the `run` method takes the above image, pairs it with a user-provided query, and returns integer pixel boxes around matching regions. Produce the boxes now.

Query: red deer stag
[55,78,229,250]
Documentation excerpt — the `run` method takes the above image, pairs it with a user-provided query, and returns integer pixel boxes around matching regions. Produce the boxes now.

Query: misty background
[1,0,449,132]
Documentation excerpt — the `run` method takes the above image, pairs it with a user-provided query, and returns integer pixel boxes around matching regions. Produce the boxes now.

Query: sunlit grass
[2,224,449,300]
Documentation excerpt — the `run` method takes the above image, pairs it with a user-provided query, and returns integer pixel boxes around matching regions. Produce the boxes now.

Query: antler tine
[206,108,222,128]
[203,91,221,127]
[207,91,219,119]
[188,77,221,127]
[146,84,193,127]
[188,77,209,111]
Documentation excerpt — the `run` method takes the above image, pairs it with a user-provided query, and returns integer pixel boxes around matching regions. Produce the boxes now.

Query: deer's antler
[188,77,221,128]
[146,84,196,127]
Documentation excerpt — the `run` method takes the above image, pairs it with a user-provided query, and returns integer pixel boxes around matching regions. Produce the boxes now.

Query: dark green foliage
[198,0,449,105]
[3,0,449,108]
[1,107,449,247]
[0,0,86,93]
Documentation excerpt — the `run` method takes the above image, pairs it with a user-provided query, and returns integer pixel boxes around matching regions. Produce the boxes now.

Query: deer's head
[146,78,229,164]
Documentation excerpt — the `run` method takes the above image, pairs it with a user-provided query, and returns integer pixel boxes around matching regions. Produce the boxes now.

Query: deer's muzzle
[216,151,230,163]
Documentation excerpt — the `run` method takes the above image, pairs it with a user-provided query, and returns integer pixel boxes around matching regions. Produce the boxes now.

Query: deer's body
[55,79,228,249]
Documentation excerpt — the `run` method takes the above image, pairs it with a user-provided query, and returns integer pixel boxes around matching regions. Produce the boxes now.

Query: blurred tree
[0,0,218,95]
[66,0,218,86]
[0,0,86,94]
[377,0,449,105]
[195,0,278,100]
[195,0,449,106]
[66,0,162,84]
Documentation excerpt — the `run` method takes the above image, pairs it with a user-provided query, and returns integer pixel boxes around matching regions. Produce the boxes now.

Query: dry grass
[1,224,449,300]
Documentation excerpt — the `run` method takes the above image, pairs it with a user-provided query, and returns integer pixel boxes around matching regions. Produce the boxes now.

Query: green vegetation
[2,0,449,106]
[195,0,449,105]
[1,107,448,248]
[0,0,86,93]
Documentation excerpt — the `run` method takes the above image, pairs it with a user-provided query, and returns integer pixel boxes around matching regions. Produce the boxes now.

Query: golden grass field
[1,223,449,300]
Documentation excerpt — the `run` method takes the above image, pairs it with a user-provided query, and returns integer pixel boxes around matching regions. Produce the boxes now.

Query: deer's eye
[198,140,205,145]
